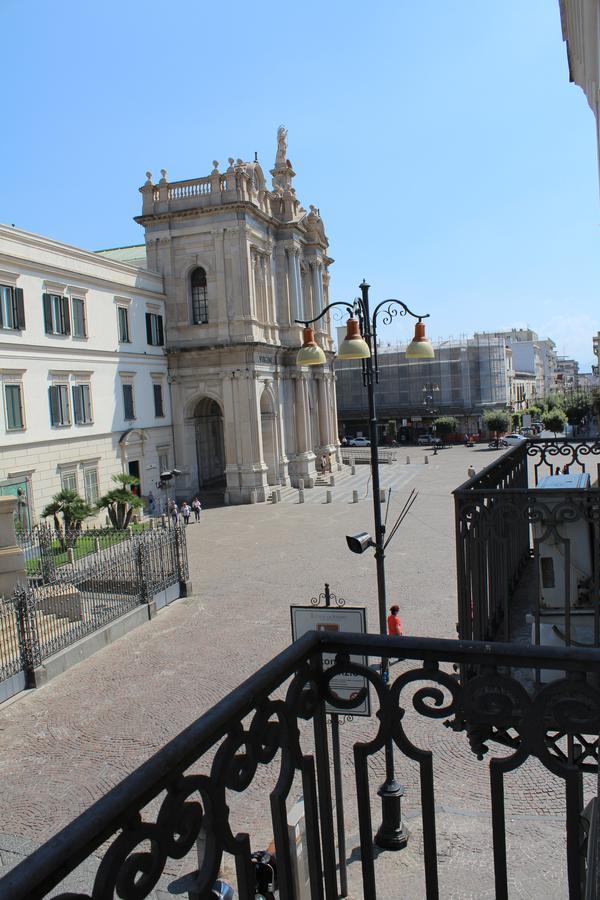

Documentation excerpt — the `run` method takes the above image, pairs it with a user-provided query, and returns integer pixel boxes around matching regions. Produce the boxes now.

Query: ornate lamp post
[295,280,433,850]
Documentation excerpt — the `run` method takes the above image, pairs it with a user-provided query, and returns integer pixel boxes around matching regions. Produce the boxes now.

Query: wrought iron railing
[2,526,188,685]
[1,631,599,899]
[454,438,600,645]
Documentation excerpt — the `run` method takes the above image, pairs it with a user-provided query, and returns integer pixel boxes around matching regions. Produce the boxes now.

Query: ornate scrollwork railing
[2,631,600,900]
[454,438,600,646]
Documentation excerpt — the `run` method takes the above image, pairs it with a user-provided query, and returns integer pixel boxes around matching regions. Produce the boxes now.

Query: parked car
[417,434,436,446]
[348,437,370,447]
[503,432,527,446]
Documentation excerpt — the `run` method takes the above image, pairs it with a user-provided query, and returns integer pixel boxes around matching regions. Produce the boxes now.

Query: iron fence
[1,631,599,899]
[454,438,600,645]
[2,526,188,683]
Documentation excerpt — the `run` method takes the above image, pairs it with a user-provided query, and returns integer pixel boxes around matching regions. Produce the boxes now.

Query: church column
[311,261,322,319]
[290,373,315,487]
[316,373,328,449]
[287,247,301,321]
[228,371,268,503]
[274,371,289,485]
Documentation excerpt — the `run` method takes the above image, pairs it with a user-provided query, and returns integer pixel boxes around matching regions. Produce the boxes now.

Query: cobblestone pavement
[0,445,586,897]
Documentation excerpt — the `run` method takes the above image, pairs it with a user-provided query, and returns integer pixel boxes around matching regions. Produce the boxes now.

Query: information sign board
[290,605,370,716]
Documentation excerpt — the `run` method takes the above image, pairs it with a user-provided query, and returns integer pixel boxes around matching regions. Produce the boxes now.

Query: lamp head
[296,326,326,366]
[346,531,375,554]
[405,321,434,359]
[337,317,371,360]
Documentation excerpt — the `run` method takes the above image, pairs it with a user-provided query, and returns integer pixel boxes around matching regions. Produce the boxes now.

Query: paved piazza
[0,447,586,898]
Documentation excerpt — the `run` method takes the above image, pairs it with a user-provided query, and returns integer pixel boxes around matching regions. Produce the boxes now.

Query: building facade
[0,130,338,518]
[0,224,172,525]
[336,333,513,440]
[128,130,337,503]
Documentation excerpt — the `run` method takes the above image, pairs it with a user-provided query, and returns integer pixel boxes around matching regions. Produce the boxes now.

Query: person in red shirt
[387,605,403,636]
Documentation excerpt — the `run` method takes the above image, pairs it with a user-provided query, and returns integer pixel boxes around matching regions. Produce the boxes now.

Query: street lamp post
[295,280,433,850]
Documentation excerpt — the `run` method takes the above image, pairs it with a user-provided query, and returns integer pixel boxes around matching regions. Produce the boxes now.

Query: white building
[474,329,557,399]
[0,224,172,526]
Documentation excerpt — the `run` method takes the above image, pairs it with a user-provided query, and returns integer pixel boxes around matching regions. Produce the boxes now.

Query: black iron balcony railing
[454,438,600,646]
[2,630,599,899]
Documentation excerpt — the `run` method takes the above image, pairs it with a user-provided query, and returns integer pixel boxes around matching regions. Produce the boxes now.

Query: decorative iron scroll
[5,632,600,900]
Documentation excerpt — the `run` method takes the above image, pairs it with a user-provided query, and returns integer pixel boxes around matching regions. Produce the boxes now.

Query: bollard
[299,489,305,504]
[298,478,304,491]
[329,475,335,487]
[271,491,278,504]
[128,525,134,538]
[352,490,359,503]
[351,465,356,476]
[326,490,332,503]
[424,456,429,465]
[406,456,411,465]
[379,488,386,503]
[276,489,282,502]
[250,490,257,504]
[67,548,75,564]
[94,538,100,553]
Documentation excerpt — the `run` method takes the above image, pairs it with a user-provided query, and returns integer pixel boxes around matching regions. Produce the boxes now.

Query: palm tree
[96,473,144,530]
[41,489,93,550]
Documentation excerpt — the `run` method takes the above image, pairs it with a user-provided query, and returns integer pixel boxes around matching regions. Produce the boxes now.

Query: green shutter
[49,386,59,425]
[43,293,53,333]
[157,315,164,346]
[14,288,25,330]
[61,297,71,335]
[146,313,153,344]
[72,385,82,424]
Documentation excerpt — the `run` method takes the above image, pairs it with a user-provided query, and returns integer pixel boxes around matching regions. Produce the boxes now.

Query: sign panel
[291,605,370,716]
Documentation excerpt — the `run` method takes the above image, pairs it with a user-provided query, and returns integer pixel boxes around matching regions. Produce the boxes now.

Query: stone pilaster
[0,497,26,598]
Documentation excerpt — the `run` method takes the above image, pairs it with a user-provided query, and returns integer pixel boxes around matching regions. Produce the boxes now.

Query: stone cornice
[0,251,165,301]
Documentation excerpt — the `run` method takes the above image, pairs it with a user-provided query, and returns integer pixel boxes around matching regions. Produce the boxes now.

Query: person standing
[192,497,202,522]
[387,605,403,636]
[169,500,179,527]
[181,501,191,525]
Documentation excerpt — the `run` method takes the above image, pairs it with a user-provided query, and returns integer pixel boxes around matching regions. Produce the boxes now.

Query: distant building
[336,333,513,440]
[555,356,580,392]
[474,329,557,398]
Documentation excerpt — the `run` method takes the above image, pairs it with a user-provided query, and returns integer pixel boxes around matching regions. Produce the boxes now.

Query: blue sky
[2,0,599,368]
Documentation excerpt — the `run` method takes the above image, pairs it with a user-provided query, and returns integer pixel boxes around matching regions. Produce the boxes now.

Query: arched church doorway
[260,388,278,485]
[194,398,226,490]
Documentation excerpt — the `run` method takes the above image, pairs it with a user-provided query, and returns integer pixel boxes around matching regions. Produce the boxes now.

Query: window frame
[153,382,165,418]
[122,382,135,421]
[83,466,99,504]
[0,284,25,331]
[72,382,93,425]
[145,312,164,346]
[49,383,71,427]
[4,382,25,431]
[71,297,87,339]
[191,267,208,324]
[117,306,131,343]
[60,469,78,493]
[43,293,71,336]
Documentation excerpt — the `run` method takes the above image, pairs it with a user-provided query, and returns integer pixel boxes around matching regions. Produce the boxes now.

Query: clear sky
[2,0,599,368]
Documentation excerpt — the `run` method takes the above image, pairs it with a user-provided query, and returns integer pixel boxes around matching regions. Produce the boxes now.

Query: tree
[433,416,458,446]
[483,409,511,435]
[563,392,592,430]
[41,489,93,550]
[96,473,144,530]
[544,408,567,437]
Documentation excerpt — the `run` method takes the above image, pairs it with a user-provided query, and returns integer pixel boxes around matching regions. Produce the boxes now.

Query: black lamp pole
[296,281,431,851]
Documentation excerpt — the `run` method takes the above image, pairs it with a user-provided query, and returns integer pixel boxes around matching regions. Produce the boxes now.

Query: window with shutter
[73,384,92,424]
[71,298,86,338]
[0,285,16,329]
[146,313,164,346]
[122,384,135,420]
[60,296,71,335]
[153,383,164,417]
[118,307,130,342]
[4,384,24,430]
[49,384,70,426]
[14,288,25,330]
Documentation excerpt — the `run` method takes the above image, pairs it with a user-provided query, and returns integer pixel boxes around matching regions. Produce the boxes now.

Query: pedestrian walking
[191,497,202,522]
[181,501,191,525]
[320,454,327,474]
[169,500,179,526]
[147,491,156,516]
[387,605,403,636]
[328,452,333,473]
[467,465,476,478]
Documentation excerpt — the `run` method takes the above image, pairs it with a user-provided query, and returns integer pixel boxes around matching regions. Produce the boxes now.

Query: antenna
[254,151,258,162]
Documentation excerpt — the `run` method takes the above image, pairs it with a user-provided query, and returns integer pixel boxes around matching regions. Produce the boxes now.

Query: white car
[348,437,370,447]
[503,433,526,446]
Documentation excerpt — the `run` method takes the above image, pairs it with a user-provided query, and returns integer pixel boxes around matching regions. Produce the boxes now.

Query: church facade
[132,129,339,504]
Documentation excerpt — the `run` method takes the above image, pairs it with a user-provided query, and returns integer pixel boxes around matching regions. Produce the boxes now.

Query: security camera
[346,532,374,554]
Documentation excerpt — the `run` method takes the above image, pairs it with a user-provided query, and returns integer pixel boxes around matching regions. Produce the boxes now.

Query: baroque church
[103,128,340,504]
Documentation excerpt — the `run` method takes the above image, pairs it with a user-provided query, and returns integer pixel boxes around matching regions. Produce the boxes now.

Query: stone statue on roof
[275,126,288,169]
